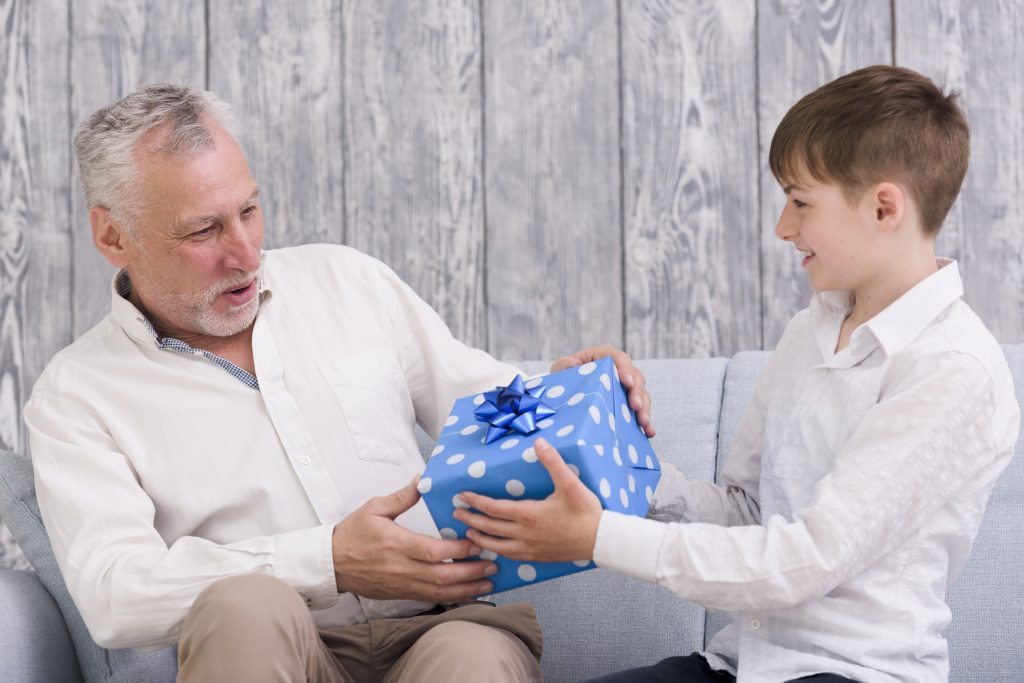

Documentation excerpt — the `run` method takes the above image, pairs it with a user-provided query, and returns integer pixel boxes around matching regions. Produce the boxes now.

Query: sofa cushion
[0,568,82,683]
[0,449,177,683]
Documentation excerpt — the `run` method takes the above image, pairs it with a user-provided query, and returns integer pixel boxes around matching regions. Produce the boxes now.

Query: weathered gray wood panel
[622,0,759,359]
[757,0,892,348]
[343,0,486,349]
[1,0,72,456]
[69,0,206,337]
[896,0,1024,344]
[0,0,72,570]
[484,0,623,360]
[208,0,345,250]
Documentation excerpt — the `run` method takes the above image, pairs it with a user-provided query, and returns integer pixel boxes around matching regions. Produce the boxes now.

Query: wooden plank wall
[2,0,1023,465]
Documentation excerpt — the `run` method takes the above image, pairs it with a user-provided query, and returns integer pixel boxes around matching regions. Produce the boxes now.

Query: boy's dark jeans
[584,653,858,682]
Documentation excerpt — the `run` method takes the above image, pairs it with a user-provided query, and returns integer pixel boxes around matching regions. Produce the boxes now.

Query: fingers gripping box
[418,357,661,593]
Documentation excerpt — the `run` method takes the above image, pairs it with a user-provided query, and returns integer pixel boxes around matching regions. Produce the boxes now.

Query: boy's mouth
[800,250,816,268]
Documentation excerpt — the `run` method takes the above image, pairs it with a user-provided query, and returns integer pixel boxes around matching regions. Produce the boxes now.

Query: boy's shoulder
[908,299,1009,381]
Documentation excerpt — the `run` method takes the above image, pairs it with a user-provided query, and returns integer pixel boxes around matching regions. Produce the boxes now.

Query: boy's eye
[791,199,807,209]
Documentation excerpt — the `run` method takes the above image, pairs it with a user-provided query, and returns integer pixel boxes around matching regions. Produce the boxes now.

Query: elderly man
[25,84,653,682]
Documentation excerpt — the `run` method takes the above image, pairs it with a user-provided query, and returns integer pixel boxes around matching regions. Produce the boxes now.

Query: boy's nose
[775,204,797,241]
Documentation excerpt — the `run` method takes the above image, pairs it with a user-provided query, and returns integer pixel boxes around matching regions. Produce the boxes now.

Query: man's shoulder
[262,244,410,313]
[265,243,388,276]
[30,314,126,400]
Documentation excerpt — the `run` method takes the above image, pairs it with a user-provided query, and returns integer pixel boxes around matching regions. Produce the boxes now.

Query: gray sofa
[1,350,1022,682]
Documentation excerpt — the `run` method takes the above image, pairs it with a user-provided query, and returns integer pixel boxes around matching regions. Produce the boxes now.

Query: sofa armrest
[0,568,83,683]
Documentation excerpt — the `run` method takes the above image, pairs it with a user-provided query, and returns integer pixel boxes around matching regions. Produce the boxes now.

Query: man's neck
[128,290,258,375]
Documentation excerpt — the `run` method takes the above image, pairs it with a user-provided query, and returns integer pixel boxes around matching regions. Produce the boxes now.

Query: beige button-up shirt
[594,260,1020,682]
[25,244,516,650]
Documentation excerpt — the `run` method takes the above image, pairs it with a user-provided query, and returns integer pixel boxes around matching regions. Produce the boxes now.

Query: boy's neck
[838,244,938,351]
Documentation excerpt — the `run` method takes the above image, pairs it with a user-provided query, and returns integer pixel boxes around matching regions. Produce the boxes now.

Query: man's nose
[223,221,262,272]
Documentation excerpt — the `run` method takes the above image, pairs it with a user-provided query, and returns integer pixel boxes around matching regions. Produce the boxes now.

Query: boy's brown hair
[769,65,969,235]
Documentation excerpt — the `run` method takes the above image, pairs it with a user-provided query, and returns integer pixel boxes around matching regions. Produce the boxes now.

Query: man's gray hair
[73,83,237,235]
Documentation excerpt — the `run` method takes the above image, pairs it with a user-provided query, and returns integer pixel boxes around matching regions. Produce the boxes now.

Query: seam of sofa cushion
[703,356,729,650]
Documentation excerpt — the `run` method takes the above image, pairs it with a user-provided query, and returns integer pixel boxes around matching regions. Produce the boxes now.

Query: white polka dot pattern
[517,564,538,581]
[420,355,661,593]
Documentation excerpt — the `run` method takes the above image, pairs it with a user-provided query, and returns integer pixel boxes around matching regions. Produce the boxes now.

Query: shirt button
[300,455,311,466]
[750,618,761,630]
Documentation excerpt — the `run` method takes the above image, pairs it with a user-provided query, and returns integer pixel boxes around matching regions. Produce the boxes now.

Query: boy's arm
[459,350,1018,614]
[593,350,1017,612]
[646,356,774,527]
[647,396,763,527]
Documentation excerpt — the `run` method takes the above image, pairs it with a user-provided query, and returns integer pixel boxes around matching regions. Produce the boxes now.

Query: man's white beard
[132,267,260,339]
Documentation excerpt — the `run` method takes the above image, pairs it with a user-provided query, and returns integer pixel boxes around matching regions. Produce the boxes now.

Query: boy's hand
[552,345,655,437]
[454,438,603,562]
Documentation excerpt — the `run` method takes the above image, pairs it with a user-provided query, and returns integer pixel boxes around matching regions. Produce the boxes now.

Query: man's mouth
[221,279,256,306]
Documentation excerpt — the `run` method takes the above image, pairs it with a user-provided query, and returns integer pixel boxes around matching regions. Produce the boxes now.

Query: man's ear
[90,206,133,268]
[872,182,905,233]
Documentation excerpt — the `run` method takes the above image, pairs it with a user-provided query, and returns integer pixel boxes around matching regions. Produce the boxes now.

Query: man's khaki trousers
[177,574,543,682]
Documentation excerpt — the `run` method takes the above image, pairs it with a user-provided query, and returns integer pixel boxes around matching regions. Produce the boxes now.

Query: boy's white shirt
[594,259,1020,683]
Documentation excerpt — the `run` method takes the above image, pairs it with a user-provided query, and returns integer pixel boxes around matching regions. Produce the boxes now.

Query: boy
[454,65,1021,682]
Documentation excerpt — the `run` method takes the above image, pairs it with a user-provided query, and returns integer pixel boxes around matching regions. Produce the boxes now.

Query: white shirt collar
[810,258,963,366]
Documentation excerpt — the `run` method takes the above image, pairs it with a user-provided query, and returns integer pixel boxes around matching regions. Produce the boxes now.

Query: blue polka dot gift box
[417,356,662,593]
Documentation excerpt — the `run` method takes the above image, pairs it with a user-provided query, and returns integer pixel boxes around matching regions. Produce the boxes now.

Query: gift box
[417,356,661,593]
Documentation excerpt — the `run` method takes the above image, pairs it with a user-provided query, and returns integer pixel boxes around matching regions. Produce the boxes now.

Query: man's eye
[242,205,258,217]
[192,226,214,238]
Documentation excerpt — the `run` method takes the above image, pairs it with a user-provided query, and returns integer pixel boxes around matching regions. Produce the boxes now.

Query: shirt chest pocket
[320,350,416,465]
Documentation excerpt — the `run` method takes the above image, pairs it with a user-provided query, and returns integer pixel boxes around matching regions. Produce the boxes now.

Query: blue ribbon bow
[474,374,557,445]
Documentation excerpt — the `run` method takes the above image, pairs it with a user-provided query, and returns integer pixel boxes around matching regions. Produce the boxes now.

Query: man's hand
[455,438,603,562]
[551,345,655,437]
[332,476,497,602]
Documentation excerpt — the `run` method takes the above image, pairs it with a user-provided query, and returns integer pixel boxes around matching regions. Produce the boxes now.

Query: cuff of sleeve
[592,510,666,584]
[273,524,338,610]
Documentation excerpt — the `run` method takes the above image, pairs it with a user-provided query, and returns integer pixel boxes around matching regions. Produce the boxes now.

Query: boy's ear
[90,206,133,269]
[871,182,905,232]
